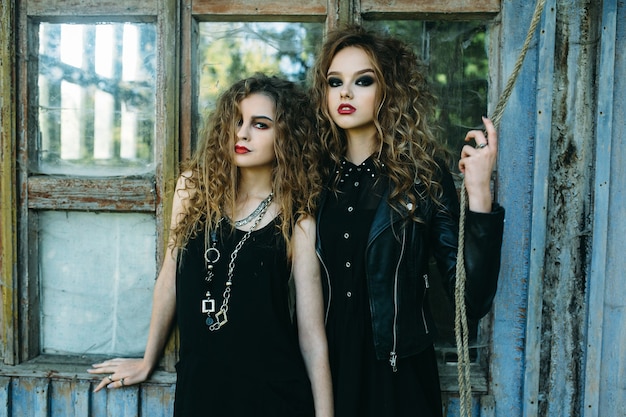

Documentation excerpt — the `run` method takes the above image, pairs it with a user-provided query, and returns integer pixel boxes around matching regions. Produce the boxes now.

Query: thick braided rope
[454,1,546,416]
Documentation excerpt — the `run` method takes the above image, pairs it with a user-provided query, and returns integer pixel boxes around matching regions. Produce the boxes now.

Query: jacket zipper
[389,228,406,372]
[421,273,430,334]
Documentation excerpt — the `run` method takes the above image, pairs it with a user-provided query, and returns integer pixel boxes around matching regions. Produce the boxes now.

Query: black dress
[319,157,442,417]
[174,218,315,417]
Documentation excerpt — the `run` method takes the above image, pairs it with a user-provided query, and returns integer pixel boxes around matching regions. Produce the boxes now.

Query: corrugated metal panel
[49,380,90,417]
[141,384,176,417]
[12,377,50,416]
[0,375,175,417]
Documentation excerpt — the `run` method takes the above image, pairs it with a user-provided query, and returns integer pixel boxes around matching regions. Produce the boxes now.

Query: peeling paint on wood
[191,0,327,18]
[0,0,17,367]
[361,0,500,19]
[539,2,599,416]
[27,177,157,212]
[27,0,158,17]
[3,1,626,417]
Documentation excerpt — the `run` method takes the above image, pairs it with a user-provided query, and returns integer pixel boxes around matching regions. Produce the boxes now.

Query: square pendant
[202,298,216,313]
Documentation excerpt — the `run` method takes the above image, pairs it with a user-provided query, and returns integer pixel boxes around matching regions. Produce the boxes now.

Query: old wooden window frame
[9,0,179,368]
[3,0,501,392]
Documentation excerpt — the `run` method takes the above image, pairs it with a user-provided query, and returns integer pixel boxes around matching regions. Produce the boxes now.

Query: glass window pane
[39,211,156,356]
[197,22,323,113]
[364,20,489,160]
[37,23,156,176]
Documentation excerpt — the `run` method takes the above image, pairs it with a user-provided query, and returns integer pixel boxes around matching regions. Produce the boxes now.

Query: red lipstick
[337,103,356,114]
[235,145,250,154]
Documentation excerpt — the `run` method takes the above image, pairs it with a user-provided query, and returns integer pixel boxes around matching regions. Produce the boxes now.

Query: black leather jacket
[316,166,505,368]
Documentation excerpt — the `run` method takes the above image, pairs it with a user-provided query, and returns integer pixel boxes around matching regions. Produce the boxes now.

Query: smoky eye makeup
[327,77,342,88]
[356,75,375,86]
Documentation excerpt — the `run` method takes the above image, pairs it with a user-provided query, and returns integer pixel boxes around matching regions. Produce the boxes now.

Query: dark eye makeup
[356,75,375,86]
[327,77,342,88]
[326,74,376,88]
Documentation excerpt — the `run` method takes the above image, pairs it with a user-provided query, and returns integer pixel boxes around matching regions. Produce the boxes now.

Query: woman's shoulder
[174,170,199,197]
[291,214,316,245]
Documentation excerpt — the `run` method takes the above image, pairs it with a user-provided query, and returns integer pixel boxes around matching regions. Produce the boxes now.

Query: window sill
[0,355,176,386]
[1,356,485,393]
[438,362,488,393]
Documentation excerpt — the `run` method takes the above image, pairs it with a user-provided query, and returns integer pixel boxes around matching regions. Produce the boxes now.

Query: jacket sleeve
[430,166,505,320]
[463,205,505,318]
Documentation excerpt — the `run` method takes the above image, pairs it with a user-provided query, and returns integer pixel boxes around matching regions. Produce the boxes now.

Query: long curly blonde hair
[309,25,448,218]
[172,74,321,259]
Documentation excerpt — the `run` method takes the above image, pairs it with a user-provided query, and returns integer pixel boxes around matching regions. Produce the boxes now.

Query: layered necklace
[201,192,274,331]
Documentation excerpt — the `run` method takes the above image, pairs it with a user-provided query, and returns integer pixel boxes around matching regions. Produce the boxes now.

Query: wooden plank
[192,0,326,19]
[27,0,157,18]
[438,363,487,393]
[16,0,42,363]
[27,177,156,212]
[158,0,181,373]
[488,2,539,416]
[361,0,500,19]
[0,0,17,366]
[0,360,176,385]
[583,1,617,416]
[598,3,626,416]
[523,2,556,417]
[179,0,194,163]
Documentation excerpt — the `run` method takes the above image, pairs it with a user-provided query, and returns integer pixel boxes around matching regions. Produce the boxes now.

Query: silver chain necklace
[201,192,273,331]
[233,192,274,227]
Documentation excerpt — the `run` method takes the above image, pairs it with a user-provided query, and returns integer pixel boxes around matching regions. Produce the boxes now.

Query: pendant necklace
[201,192,273,331]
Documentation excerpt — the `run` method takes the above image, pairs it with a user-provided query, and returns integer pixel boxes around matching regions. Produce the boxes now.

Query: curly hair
[172,74,321,259]
[309,25,449,219]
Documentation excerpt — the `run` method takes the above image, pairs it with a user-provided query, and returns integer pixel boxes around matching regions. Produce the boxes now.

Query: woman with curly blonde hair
[89,74,333,417]
[309,25,504,416]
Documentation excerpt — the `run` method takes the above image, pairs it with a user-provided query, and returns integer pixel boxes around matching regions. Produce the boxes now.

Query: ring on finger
[476,142,488,149]
[120,378,125,387]
[108,375,113,382]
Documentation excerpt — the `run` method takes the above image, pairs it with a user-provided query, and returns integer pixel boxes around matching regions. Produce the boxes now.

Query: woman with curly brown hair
[309,26,504,416]
[88,74,333,417]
